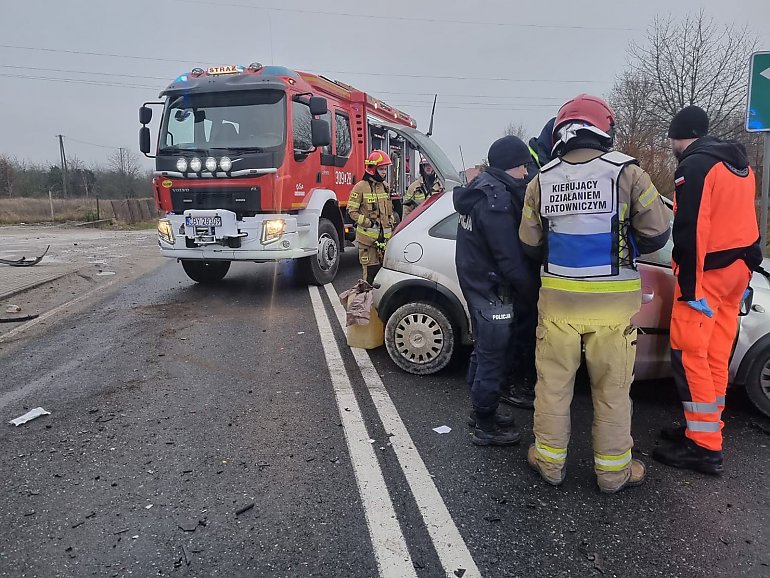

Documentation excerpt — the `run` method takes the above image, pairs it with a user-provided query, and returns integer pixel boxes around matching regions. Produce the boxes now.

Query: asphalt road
[1,244,768,578]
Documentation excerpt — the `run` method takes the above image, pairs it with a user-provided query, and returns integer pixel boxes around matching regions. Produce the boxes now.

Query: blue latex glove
[687,298,714,318]
[742,288,752,301]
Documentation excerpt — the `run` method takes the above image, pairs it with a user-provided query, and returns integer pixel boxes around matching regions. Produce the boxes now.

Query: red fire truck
[139,63,461,284]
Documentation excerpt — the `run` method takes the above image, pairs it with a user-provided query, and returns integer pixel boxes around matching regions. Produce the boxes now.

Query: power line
[167,0,643,32]
[0,64,170,82]
[0,44,608,84]
[0,73,158,90]
[65,137,122,150]
[0,63,582,98]
[371,90,566,101]
[0,43,197,65]
[0,63,575,101]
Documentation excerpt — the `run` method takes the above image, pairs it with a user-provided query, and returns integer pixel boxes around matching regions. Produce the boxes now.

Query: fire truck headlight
[261,219,286,244]
[205,157,217,172]
[189,157,203,172]
[176,158,188,172]
[158,218,175,244]
[219,157,232,172]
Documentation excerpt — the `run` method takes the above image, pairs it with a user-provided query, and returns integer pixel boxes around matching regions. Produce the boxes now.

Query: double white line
[309,284,480,578]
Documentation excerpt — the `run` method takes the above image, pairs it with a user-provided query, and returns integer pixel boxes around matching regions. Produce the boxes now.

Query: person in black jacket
[454,135,539,446]
[500,120,555,410]
[528,117,556,170]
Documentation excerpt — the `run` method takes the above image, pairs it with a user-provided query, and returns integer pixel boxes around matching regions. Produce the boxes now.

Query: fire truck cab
[139,63,461,285]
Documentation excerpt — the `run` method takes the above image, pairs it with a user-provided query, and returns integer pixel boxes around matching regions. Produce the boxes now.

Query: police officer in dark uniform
[454,136,540,446]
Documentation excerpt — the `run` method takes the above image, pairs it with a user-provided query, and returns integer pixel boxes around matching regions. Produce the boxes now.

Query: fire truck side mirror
[309,97,327,116]
[139,127,151,155]
[139,106,153,125]
[311,119,331,148]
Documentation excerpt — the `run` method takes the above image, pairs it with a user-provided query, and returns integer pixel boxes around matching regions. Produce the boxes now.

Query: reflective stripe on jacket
[347,178,393,245]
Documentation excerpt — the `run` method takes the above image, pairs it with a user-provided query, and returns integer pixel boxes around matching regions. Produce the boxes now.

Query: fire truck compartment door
[184,209,238,238]
[366,120,462,191]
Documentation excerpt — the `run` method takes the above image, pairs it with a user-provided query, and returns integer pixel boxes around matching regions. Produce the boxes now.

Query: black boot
[472,414,521,447]
[652,438,723,475]
[500,378,535,410]
[467,410,515,428]
[659,425,686,442]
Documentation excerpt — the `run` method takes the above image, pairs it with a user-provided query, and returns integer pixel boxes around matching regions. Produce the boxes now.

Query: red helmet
[553,94,615,136]
[364,149,392,175]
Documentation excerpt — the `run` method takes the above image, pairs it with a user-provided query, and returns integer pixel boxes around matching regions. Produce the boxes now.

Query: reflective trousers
[532,317,637,485]
[358,243,382,284]
[670,260,751,451]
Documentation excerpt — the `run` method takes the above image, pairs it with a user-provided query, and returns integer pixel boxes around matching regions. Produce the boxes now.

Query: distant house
[459,163,485,184]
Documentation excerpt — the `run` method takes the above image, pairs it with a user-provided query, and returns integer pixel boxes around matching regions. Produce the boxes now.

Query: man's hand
[687,298,714,318]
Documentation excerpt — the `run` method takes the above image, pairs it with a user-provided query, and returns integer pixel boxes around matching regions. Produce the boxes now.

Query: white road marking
[308,286,416,578]
[324,283,481,578]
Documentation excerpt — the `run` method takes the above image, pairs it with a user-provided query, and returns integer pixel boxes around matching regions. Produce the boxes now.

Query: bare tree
[108,148,141,198]
[628,11,758,140]
[503,122,528,140]
[609,71,677,196]
[0,154,15,197]
[610,12,759,196]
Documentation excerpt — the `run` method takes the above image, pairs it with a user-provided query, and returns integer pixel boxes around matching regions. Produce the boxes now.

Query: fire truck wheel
[181,260,231,284]
[298,218,340,285]
[385,301,455,375]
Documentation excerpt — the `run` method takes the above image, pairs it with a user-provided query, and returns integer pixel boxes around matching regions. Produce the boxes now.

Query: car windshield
[159,89,286,153]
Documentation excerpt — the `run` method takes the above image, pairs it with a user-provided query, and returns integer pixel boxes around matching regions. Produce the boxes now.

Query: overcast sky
[1,0,768,172]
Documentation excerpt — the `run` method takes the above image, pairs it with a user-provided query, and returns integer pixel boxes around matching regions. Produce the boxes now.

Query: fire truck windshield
[159,90,286,154]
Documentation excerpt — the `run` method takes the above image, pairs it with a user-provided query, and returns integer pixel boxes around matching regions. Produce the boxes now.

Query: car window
[429,212,460,240]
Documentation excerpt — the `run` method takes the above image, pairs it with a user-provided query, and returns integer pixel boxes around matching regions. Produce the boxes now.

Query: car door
[633,239,675,381]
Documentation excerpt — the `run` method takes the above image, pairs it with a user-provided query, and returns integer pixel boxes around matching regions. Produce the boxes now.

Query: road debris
[5,305,21,313]
[0,245,49,267]
[9,407,50,426]
[432,425,452,434]
[178,520,199,532]
[0,314,39,323]
[235,502,255,516]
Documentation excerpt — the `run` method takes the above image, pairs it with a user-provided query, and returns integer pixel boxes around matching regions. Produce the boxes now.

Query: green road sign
[747,51,770,132]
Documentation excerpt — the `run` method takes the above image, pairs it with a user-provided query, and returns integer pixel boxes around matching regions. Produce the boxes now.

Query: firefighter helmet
[553,94,615,136]
[364,149,392,175]
[552,94,615,152]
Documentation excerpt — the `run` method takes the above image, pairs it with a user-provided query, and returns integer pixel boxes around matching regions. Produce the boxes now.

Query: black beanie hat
[488,135,531,170]
[668,105,709,139]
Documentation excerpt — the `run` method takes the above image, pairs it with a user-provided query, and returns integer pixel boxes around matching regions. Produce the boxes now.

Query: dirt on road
[0,224,166,347]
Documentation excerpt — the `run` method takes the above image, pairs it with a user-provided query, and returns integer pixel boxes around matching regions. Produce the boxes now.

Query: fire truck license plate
[186,216,222,227]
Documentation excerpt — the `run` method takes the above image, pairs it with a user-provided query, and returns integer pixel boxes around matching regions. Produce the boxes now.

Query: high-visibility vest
[538,151,640,293]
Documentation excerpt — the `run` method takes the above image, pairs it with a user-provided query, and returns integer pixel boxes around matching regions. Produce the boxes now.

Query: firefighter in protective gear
[347,150,395,284]
[403,157,443,218]
[653,106,762,475]
[519,94,671,493]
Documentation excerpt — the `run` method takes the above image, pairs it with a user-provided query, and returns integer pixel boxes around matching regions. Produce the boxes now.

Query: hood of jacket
[679,136,749,170]
[453,169,522,214]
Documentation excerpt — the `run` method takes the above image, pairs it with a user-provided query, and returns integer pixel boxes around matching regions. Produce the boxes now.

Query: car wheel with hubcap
[385,301,455,375]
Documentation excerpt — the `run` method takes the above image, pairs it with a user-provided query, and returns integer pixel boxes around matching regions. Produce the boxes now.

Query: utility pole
[57,134,69,198]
